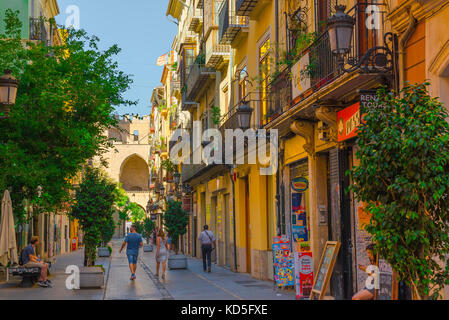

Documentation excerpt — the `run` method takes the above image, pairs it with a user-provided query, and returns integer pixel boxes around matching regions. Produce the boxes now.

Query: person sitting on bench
[20,236,51,288]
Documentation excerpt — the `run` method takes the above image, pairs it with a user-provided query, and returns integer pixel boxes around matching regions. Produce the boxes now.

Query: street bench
[7,267,41,287]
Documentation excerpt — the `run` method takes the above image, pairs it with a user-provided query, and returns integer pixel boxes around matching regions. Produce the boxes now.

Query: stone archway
[119,154,150,191]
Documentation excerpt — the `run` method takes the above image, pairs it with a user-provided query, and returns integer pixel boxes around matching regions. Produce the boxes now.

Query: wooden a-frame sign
[309,241,341,300]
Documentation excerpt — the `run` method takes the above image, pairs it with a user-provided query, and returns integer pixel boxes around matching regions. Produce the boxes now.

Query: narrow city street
[0,240,295,300]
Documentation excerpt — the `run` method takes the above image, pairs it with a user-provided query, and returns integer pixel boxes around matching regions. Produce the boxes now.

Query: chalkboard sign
[309,241,341,300]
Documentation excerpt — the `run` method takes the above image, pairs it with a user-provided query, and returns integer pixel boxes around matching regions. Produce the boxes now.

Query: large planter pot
[80,267,104,288]
[97,247,111,257]
[168,254,188,270]
[143,244,153,252]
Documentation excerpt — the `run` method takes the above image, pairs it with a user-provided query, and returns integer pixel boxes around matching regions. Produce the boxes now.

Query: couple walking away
[199,225,216,273]
[119,225,170,281]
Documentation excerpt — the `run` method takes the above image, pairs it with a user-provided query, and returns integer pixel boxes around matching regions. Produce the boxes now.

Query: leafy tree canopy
[350,83,449,299]
[163,199,188,253]
[0,10,134,224]
[69,167,117,266]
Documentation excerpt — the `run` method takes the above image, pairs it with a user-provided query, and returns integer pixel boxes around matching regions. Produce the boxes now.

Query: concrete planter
[168,254,188,270]
[143,244,153,252]
[80,267,104,288]
[97,247,111,257]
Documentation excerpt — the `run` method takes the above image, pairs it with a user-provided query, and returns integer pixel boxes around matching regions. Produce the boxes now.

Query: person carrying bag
[198,225,216,273]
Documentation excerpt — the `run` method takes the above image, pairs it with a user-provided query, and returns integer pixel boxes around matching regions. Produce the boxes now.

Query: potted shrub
[98,216,115,257]
[70,167,117,288]
[163,199,189,269]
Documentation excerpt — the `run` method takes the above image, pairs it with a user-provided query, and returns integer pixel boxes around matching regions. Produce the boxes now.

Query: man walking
[20,236,51,288]
[198,225,216,273]
[119,225,143,280]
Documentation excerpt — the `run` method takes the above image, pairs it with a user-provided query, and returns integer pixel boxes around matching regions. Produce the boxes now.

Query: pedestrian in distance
[20,236,52,288]
[198,225,216,273]
[156,229,169,279]
[119,225,143,281]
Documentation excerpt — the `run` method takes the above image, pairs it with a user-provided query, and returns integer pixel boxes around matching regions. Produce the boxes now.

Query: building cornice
[43,0,60,18]
[388,0,449,33]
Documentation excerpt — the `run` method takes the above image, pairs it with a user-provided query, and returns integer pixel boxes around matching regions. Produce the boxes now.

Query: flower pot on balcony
[79,267,104,288]
[168,254,188,270]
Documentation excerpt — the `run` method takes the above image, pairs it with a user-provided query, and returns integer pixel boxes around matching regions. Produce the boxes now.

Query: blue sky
[55,0,177,116]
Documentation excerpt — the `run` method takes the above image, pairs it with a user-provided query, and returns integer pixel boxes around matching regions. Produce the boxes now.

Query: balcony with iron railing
[29,18,48,43]
[264,67,292,126]
[266,2,392,123]
[205,33,231,68]
[188,7,203,33]
[184,62,216,102]
[219,0,249,45]
[219,92,260,132]
[171,74,181,97]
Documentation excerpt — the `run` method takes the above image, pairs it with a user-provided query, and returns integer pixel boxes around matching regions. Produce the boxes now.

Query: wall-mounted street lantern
[0,70,19,118]
[327,5,355,55]
[236,103,253,130]
[327,5,396,74]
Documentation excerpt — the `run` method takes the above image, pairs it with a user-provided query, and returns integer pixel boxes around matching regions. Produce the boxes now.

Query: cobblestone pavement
[0,239,295,300]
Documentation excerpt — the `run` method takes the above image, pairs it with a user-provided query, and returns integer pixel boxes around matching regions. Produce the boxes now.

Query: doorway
[224,193,231,268]
[244,177,251,273]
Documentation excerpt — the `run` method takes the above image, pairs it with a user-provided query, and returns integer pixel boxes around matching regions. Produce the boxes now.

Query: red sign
[294,251,313,299]
[337,102,361,142]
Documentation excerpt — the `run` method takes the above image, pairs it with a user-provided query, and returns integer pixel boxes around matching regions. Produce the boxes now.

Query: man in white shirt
[198,225,216,272]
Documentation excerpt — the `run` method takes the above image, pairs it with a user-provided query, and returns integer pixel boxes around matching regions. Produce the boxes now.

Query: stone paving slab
[103,240,163,300]
[139,249,296,301]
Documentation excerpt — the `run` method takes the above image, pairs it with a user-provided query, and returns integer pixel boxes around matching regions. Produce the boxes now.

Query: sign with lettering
[292,52,311,100]
[291,177,308,192]
[337,102,361,142]
[294,248,313,299]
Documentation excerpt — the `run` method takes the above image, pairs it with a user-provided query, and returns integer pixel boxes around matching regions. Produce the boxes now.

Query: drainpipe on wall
[399,8,418,90]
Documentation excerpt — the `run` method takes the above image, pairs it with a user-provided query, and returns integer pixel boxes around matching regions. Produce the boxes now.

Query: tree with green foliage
[70,167,117,266]
[128,202,146,223]
[142,217,155,244]
[0,10,134,225]
[349,83,449,299]
[101,215,116,247]
[114,184,131,221]
[163,199,189,254]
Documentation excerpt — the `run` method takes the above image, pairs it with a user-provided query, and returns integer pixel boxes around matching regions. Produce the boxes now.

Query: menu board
[309,241,341,300]
[273,236,294,287]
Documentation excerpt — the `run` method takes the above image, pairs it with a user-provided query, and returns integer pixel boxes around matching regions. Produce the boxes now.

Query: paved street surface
[0,248,109,300]
[0,239,295,300]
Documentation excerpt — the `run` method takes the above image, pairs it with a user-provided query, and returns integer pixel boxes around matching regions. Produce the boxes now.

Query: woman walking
[156,229,169,279]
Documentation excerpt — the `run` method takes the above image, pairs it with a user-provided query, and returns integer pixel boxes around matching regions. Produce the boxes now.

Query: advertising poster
[293,244,313,299]
[272,236,294,287]
[291,178,309,244]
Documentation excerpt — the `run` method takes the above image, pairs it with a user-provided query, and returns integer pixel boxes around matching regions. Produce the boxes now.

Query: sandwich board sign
[309,241,341,300]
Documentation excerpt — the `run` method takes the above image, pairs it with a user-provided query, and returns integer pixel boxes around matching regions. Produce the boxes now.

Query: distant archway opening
[120,154,149,191]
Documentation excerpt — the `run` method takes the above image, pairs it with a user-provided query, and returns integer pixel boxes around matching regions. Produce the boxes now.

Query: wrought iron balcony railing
[184,63,215,102]
[285,2,391,101]
[219,92,260,132]
[188,7,203,32]
[219,0,249,45]
[264,67,292,126]
[29,18,47,43]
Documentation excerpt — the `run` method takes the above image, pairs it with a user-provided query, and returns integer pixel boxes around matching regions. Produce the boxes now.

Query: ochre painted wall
[405,21,426,84]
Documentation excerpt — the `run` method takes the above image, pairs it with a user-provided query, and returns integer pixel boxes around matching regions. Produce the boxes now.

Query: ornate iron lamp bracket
[339,32,397,74]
